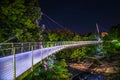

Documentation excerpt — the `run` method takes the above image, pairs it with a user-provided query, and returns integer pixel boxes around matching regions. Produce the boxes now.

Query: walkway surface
[0,41,101,80]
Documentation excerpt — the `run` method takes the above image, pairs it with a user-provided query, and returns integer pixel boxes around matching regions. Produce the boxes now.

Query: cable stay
[42,12,65,29]
[41,15,55,30]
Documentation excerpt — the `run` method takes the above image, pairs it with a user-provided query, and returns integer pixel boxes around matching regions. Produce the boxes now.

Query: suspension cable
[42,16,54,30]
[42,12,64,29]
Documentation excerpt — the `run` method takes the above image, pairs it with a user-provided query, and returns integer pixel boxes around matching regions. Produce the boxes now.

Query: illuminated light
[115,42,120,47]
[101,32,108,37]
[56,66,62,70]
[112,40,118,43]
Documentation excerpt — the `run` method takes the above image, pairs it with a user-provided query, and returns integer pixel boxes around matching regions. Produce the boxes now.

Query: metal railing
[0,41,101,80]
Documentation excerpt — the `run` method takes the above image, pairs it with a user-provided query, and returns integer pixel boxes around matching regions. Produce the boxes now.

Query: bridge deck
[0,41,101,80]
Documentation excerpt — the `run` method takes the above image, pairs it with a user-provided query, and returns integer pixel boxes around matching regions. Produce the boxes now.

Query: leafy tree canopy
[0,0,42,42]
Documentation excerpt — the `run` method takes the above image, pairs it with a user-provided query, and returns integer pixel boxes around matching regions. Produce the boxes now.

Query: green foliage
[54,59,71,80]
[24,59,71,80]
[0,0,42,42]
[102,24,120,60]
[48,33,59,41]
[70,47,89,63]
[56,59,67,68]
[72,35,81,41]
[93,59,101,65]
[110,24,120,40]
[87,45,97,56]
[55,45,97,63]
[115,42,120,47]
[43,28,76,41]
[102,41,120,61]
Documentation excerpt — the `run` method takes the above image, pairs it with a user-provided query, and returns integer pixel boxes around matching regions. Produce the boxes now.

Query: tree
[0,0,42,42]
[110,24,120,40]
[54,59,71,80]
[24,59,71,80]
[73,35,81,41]
[102,24,120,60]
[48,33,59,41]
[70,47,88,63]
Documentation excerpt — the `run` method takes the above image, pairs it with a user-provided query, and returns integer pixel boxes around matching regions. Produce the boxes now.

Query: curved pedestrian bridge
[0,41,102,80]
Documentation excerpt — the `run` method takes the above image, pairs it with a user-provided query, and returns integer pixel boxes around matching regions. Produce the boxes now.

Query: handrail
[0,41,102,80]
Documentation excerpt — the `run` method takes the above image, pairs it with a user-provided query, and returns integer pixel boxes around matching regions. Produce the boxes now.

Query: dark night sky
[39,0,120,34]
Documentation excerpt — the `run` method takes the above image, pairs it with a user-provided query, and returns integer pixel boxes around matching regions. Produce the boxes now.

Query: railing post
[11,43,14,55]
[21,43,23,53]
[49,42,50,47]
[13,47,16,80]
[47,45,49,59]
[29,43,31,51]
[34,43,36,50]
[55,42,56,46]
[31,46,33,71]
[12,43,14,48]
[40,42,43,63]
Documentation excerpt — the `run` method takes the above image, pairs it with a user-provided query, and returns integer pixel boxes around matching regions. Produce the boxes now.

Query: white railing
[0,41,102,80]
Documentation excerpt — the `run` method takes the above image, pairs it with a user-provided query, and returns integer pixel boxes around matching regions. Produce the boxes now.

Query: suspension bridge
[0,11,104,80]
[0,41,102,80]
